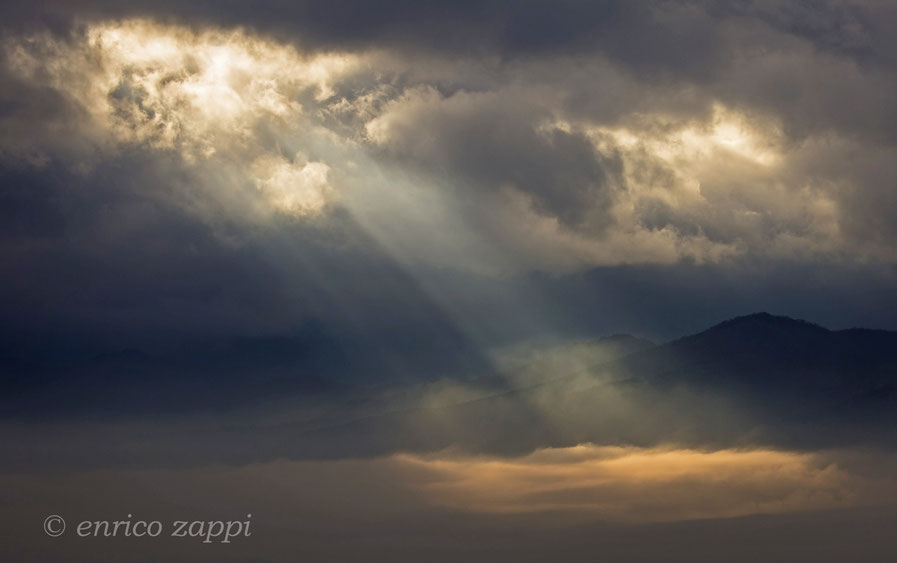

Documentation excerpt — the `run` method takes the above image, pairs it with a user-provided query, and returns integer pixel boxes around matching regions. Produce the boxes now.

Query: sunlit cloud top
[3,20,362,218]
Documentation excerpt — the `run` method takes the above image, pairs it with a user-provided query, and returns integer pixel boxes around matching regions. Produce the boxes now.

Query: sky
[2,2,897,561]
[3,1,897,362]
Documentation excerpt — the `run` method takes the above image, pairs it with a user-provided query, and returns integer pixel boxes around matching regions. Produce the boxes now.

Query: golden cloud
[393,444,892,522]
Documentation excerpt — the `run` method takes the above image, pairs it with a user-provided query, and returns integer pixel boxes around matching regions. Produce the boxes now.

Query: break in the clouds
[3,2,897,275]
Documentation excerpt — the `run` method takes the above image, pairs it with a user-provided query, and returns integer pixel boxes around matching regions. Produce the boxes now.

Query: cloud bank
[3,5,897,276]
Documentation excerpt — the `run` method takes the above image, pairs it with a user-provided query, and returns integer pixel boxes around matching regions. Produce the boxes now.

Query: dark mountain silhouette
[276,313,897,458]
[2,312,896,457]
[617,312,897,410]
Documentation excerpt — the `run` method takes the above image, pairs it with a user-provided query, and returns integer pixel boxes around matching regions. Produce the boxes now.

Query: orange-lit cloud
[394,444,894,522]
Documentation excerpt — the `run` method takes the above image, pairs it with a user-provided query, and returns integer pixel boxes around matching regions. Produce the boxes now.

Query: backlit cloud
[4,13,896,272]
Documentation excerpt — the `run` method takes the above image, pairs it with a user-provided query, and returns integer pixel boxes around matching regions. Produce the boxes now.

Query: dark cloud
[366,89,623,230]
[1,2,700,59]
[0,156,493,414]
[1,1,890,78]
[720,0,897,69]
